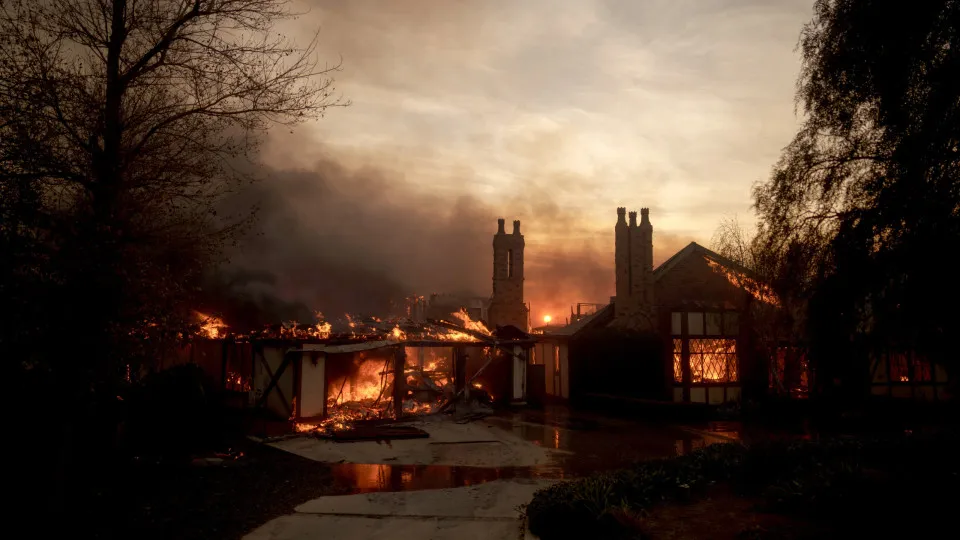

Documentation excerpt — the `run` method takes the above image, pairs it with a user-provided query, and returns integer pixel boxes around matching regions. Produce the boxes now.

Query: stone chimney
[489,218,528,331]
[611,207,657,331]
[614,208,630,318]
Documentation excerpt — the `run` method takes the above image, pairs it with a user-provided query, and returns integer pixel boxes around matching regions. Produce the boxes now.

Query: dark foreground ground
[12,434,343,540]
[89,437,344,540]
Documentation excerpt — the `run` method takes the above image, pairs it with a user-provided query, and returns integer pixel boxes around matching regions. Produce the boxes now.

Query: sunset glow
[234,0,812,323]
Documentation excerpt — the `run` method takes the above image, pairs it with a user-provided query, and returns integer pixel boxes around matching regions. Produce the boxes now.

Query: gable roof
[653,242,754,282]
[545,303,615,337]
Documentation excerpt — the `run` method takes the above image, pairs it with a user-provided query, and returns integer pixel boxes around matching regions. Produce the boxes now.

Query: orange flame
[194,311,228,339]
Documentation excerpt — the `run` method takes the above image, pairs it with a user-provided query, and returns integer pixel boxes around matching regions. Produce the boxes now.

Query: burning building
[162,219,537,434]
[532,208,776,405]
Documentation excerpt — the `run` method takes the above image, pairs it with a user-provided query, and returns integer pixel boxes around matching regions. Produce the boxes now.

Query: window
[687,312,704,335]
[690,339,737,383]
[706,313,722,336]
[889,353,910,382]
[673,339,683,382]
[553,345,560,375]
[671,312,682,335]
[507,249,514,278]
[723,312,739,335]
[913,356,932,382]
[889,352,933,383]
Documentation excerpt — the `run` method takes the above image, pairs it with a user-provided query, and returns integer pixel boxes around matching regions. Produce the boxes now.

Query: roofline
[653,241,757,282]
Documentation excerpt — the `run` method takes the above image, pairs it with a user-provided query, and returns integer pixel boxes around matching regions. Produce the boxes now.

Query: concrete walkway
[243,479,554,540]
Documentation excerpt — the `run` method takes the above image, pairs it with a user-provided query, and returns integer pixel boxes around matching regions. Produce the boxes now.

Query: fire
[449,308,492,336]
[194,311,228,339]
[328,356,391,406]
[543,315,552,323]
[705,258,780,307]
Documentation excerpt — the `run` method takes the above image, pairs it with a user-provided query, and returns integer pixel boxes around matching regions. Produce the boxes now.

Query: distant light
[543,315,552,323]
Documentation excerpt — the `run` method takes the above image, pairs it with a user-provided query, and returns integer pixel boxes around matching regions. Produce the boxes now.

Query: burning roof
[191,308,498,344]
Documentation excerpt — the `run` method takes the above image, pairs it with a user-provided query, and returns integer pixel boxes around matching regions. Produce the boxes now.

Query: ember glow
[194,311,228,339]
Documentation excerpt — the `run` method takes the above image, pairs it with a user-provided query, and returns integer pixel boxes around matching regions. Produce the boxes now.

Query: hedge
[525,431,960,539]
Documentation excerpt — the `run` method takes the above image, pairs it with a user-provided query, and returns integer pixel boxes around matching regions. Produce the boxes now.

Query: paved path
[243,479,553,540]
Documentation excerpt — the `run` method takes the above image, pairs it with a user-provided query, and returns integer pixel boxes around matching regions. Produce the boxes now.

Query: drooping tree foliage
[754,0,960,390]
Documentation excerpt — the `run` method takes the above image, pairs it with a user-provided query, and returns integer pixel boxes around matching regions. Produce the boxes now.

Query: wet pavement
[325,405,747,494]
[247,407,761,539]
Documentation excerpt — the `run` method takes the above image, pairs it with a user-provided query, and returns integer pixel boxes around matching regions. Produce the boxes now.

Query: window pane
[671,312,682,335]
[889,352,909,382]
[672,338,683,382]
[687,312,704,335]
[723,312,739,335]
[706,313,722,335]
[690,353,703,383]
[912,355,931,382]
[701,339,726,382]
[690,339,737,383]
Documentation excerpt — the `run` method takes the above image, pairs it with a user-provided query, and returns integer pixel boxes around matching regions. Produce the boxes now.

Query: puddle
[329,463,566,494]
[318,407,809,495]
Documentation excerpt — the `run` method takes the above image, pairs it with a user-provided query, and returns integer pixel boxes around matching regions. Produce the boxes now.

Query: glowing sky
[248,0,815,323]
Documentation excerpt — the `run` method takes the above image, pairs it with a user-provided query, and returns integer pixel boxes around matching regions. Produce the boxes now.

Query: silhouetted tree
[0,0,344,383]
[1,0,345,524]
[753,0,960,393]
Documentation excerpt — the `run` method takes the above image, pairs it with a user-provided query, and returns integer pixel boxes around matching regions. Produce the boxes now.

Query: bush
[121,364,223,461]
[525,432,960,540]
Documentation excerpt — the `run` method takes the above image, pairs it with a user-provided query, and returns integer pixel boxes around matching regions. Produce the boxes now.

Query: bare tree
[711,216,813,397]
[0,0,346,379]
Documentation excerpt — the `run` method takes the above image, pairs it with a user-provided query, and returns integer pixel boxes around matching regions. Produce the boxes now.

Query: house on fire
[532,208,770,405]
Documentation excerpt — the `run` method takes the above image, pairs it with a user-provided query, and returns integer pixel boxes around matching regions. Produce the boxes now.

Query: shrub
[525,431,958,540]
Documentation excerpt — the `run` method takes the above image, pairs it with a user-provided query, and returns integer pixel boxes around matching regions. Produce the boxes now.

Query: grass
[525,429,960,539]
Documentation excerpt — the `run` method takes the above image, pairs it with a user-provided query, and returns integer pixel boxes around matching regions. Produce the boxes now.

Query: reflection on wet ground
[330,463,565,494]
[327,405,761,494]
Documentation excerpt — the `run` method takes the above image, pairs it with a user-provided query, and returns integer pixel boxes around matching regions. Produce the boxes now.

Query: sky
[223,0,815,325]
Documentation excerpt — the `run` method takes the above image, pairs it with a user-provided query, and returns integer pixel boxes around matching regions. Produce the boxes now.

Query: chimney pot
[512,220,521,235]
[640,208,650,224]
[616,207,626,223]
[628,211,637,227]
[497,218,505,234]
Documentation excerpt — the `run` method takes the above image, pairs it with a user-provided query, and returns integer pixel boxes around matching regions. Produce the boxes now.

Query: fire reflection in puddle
[329,463,565,494]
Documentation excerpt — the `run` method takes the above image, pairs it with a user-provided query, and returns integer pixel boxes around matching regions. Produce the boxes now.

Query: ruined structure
[487,218,529,332]
[611,207,657,331]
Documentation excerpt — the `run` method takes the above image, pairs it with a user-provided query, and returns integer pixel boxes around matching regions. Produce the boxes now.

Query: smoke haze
[211,151,693,327]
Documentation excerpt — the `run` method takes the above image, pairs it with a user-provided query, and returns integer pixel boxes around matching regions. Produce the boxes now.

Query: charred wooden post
[454,346,467,393]
[393,345,405,419]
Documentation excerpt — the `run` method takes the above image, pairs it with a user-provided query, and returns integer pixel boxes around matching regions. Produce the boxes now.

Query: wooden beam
[393,346,405,419]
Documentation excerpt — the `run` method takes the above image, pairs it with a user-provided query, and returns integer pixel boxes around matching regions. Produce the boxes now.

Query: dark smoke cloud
[207,152,696,328]
[211,157,497,323]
